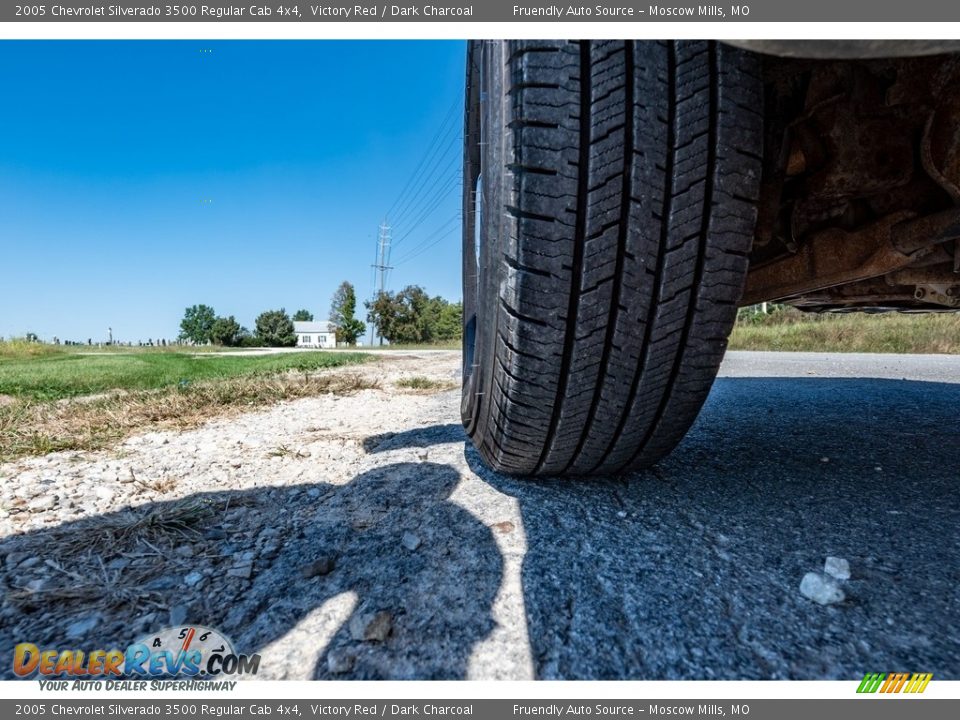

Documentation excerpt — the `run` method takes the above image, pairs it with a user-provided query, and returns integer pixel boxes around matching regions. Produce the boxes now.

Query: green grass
[729,310,960,354]
[395,376,457,391]
[0,372,379,464]
[0,345,370,401]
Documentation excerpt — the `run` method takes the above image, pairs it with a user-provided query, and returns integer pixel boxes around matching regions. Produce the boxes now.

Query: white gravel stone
[169,605,188,626]
[402,531,422,551]
[327,648,356,674]
[824,556,851,580]
[227,565,253,579]
[800,572,845,605]
[27,495,57,513]
[349,610,393,642]
[95,487,116,503]
[66,615,100,639]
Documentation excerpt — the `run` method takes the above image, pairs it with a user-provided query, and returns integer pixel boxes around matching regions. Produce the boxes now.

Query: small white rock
[169,605,188,626]
[349,611,393,642]
[183,571,205,588]
[27,495,57,513]
[327,648,356,674]
[824,556,851,580]
[95,487,116,502]
[800,572,845,605]
[401,532,421,551]
[227,564,253,579]
[66,615,100,639]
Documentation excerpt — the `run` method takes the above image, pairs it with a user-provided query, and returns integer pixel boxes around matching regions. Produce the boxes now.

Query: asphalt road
[2,350,958,680]
[459,350,960,679]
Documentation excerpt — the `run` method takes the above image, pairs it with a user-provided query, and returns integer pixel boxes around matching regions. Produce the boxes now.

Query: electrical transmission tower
[371,221,393,345]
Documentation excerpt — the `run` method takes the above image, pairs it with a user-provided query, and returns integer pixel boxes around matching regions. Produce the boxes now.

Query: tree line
[365,285,462,345]
[180,282,462,348]
[179,281,367,347]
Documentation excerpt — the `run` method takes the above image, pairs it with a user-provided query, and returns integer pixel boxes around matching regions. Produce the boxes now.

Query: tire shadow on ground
[0,462,502,680]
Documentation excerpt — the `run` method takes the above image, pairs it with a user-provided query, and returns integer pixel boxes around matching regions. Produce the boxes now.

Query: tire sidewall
[462,41,507,443]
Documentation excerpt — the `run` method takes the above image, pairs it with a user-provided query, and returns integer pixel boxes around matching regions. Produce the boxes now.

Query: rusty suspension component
[742,210,960,305]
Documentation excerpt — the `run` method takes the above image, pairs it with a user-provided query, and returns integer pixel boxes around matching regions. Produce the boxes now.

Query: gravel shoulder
[1,350,958,680]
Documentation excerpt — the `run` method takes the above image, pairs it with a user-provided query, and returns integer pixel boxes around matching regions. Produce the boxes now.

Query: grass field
[0,342,374,461]
[729,309,960,354]
[0,342,369,401]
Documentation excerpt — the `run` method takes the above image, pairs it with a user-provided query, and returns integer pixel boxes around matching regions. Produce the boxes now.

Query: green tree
[366,285,448,344]
[393,285,431,343]
[365,290,398,345]
[365,286,464,345]
[179,304,217,344]
[238,330,262,348]
[255,308,297,347]
[292,309,314,322]
[433,299,463,341]
[330,281,366,346]
[209,315,244,347]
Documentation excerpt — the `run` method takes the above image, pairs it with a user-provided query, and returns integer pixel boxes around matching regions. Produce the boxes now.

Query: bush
[209,316,244,347]
[255,309,297,347]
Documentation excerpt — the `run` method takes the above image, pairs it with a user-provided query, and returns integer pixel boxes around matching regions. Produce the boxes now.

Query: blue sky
[0,41,465,342]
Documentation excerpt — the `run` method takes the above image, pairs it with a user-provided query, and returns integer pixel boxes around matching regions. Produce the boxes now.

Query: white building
[294,321,337,349]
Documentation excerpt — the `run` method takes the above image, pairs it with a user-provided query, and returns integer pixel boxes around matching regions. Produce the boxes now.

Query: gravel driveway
[1,351,958,680]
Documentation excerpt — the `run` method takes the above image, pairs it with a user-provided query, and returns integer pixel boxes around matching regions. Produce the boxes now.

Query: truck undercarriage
[745,51,960,311]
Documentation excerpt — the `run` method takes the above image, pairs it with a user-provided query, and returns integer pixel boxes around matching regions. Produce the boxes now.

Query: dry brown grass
[730,309,960,354]
[0,339,62,360]
[0,371,378,464]
[4,495,250,610]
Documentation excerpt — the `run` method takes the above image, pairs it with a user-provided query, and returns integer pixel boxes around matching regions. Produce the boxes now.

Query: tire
[461,40,763,476]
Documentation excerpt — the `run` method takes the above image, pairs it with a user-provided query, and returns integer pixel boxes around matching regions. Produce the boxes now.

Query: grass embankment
[728,309,960,354]
[0,342,373,462]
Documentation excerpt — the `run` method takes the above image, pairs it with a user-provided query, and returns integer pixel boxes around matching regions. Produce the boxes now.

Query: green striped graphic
[857,672,886,693]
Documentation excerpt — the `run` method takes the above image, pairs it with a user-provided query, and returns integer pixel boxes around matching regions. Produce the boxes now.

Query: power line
[385,99,461,222]
[392,167,462,249]
[373,95,464,301]
[392,214,461,266]
[390,130,462,230]
[393,227,459,268]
